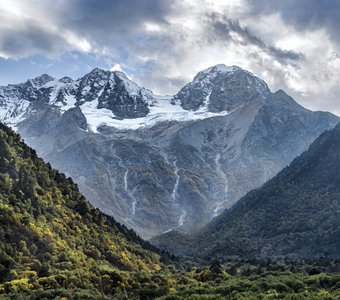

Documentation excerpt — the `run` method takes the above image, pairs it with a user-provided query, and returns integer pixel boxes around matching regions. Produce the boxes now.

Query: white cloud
[0,0,339,114]
[127,0,340,115]
[110,64,123,72]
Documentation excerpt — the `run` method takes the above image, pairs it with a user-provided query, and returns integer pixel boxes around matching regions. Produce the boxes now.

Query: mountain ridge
[152,123,340,259]
[1,126,339,299]
[0,64,339,238]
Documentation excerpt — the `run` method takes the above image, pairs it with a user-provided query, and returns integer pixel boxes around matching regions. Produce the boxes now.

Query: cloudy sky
[0,0,340,114]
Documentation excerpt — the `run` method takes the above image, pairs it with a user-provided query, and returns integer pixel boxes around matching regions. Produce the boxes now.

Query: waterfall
[213,153,229,217]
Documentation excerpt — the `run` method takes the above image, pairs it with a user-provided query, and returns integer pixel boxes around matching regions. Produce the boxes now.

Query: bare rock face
[152,123,340,259]
[177,65,270,112]
[97,72,152,119]
[75,68,155,119]
[0,65,338,239]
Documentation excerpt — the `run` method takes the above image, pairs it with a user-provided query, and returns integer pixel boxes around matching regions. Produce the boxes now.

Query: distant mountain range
[152,123,340,259]
[0,64,338,238]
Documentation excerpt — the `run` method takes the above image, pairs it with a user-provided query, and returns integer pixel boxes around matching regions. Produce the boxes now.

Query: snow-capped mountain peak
[31,74,55,87]
[111,71,155,102]
[177,64,270,112]
[0,68,159,130]
[0,64,339,239]
[59,76,74,84]
[193,64,240,81]
[0,64,284,133]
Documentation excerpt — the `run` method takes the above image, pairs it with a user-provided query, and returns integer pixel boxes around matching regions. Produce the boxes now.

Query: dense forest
[0,123,339,299]
[0,123,173,298]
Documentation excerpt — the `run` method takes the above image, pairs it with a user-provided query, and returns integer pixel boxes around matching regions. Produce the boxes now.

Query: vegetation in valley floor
[0,123,339,299]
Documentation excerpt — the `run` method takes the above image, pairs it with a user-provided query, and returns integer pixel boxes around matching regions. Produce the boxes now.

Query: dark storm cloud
[59,0,174,41]
[0,0,175,59]
[250,0,340,42]
[209,15,303,63]
[65,0,172,27]
[0,18,72,58]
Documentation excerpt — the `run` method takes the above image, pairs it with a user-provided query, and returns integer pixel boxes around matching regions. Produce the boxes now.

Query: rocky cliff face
[0,68,155,128]
[0,65,338,238]
[176,65,270,112]
[152,123,340,259]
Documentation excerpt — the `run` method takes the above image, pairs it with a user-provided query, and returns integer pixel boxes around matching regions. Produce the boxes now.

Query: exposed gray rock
[177,65,270,112]
[0,64,338,239]
[31,74,55,87]
[97,72,150,119]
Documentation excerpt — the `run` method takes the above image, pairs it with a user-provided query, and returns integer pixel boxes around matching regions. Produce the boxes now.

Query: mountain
[176,65,269,111]
[0,65,338,238]
[0,123,173,298]
[0,68,157,129]
[152,124,340,259]
[1,110,339,300]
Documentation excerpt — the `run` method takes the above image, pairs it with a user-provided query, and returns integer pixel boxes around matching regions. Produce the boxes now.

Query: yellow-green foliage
[0,123,339,299]
[0,124,166,298]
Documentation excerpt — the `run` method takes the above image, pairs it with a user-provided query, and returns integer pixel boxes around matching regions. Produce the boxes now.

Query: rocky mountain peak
[77,68,151,99]
[96,70,155,119]
[87,67,109,77]
[193,64,240,81]
[0,64,339,240]
[78,68,110,87]
[177,64,271,112]
[268,89,306,112]
[31,73,55,87]
[59,76,74,84]
[80,68,131,84]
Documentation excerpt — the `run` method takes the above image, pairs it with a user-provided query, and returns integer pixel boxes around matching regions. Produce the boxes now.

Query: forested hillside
[0,124,340,299]
[0,123,171,299]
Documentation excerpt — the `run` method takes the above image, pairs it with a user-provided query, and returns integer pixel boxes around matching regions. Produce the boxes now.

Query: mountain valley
[0,65,338,238]
[152,123,340,259]
[0,122,339,299]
